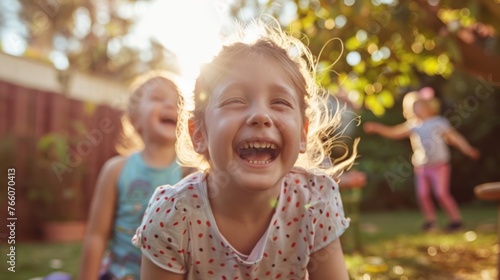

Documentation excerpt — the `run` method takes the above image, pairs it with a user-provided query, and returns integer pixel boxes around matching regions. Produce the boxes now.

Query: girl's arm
[363,121,412,140]
[443,128,480,160]
[77,156,126,280]
[141,255,185,280]
[308,238,349,280]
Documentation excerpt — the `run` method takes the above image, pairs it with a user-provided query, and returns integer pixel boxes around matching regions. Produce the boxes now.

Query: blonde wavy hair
[115,70,182,155]
[176,19,358,178]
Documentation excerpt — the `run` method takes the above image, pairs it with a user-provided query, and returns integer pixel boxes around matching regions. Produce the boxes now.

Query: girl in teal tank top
[79,71,191,280]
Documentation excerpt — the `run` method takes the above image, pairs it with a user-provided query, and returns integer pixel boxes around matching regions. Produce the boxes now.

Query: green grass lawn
[1,240,81,280]
[1,203,497,279]
[343,202,498,279]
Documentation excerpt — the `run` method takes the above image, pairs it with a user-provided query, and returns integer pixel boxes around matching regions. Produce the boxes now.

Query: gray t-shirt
[408,116,451,167]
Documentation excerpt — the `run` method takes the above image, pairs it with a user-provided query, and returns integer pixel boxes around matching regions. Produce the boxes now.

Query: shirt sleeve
[405,120,416,132]
[308,173,350,253]
[132,185,188,274]
[437,116,452,132]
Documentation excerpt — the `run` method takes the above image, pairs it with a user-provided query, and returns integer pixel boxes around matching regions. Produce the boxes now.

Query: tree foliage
[229,0,500,115]
[0,0,179,83]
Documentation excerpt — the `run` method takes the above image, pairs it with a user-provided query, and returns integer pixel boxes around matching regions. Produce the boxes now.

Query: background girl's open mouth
[160,117,177,125]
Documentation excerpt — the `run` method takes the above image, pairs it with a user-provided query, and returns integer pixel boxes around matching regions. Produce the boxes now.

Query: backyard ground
[1,203,497,280]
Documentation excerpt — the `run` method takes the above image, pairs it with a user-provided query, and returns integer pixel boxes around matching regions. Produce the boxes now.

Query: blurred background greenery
[0,0,498,225]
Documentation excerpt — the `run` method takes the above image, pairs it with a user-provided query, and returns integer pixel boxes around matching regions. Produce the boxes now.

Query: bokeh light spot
[427,246,437,256]
[325,19,335,30]
[346,51,361,66]
[1,32,27,56]
[356,30,368,43]
[343,0,356,6]
[439,243,450,253]
[335,15,347,28]
[367,43,378,54]
[393,265,404,275]
[424,39,435,50]
[411,42,423,53]
[49,50,69,70]
[464,231,477,242]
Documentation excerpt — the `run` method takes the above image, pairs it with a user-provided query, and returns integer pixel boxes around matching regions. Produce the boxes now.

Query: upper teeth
[241,141,277,149]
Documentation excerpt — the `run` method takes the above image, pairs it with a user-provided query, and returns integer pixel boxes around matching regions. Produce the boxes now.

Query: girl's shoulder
[132,172,204,246]
[283,168,349,244]
[432,115,450,125]
[422,116,451,129]
[286,167,340,201]
[105,154,128,167]
[98,155,128,178]
[173,171,204,191]
[288,167,337,185]
[425,115,446,123]
[148,171,205,207]
[405,119,420,129]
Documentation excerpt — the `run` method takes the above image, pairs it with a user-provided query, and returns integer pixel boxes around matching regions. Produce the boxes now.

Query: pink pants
[414,163,461,222]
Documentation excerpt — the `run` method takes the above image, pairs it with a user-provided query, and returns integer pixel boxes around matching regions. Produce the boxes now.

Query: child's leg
[415,166,435,222]
[429,163,461,222]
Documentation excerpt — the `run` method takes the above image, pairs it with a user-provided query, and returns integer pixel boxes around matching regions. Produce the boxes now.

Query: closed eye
[221,97,246,106]
[150,93,166,102]
[271,98,293,108]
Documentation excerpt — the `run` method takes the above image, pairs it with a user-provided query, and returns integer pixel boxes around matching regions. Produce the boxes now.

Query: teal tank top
[103,152,182,279]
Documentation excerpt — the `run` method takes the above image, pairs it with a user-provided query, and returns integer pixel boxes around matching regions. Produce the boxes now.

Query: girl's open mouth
[160,117,177,125]
[237,141,280,165]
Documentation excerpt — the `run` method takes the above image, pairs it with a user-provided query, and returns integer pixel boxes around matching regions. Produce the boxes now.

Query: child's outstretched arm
[363,121,412,140]
[308,238,350,280]
[78,156,126,280]
[141,255,185,280]
[444,128,480,160]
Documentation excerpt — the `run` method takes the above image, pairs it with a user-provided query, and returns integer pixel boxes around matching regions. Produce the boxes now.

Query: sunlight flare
[135,0,225,88]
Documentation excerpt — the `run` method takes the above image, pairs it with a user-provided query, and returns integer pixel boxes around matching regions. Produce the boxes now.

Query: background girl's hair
[115,70,182,155]
[176,18,358,177]
[402,91,420,121]
[402,88,441,122]
[115,114,144,156]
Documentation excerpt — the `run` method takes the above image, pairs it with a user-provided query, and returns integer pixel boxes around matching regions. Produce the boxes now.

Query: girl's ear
[299,118,308,153]
[189,119,208,154]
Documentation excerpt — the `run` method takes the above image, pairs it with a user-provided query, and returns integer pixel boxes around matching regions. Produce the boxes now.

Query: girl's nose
[246,111,272,128]
[163,99,177,108]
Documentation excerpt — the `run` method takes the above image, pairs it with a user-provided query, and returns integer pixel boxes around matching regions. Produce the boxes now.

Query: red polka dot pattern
[132,168,349,279]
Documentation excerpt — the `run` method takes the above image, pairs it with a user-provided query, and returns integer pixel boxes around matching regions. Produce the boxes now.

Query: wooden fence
[0,79,123,240]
